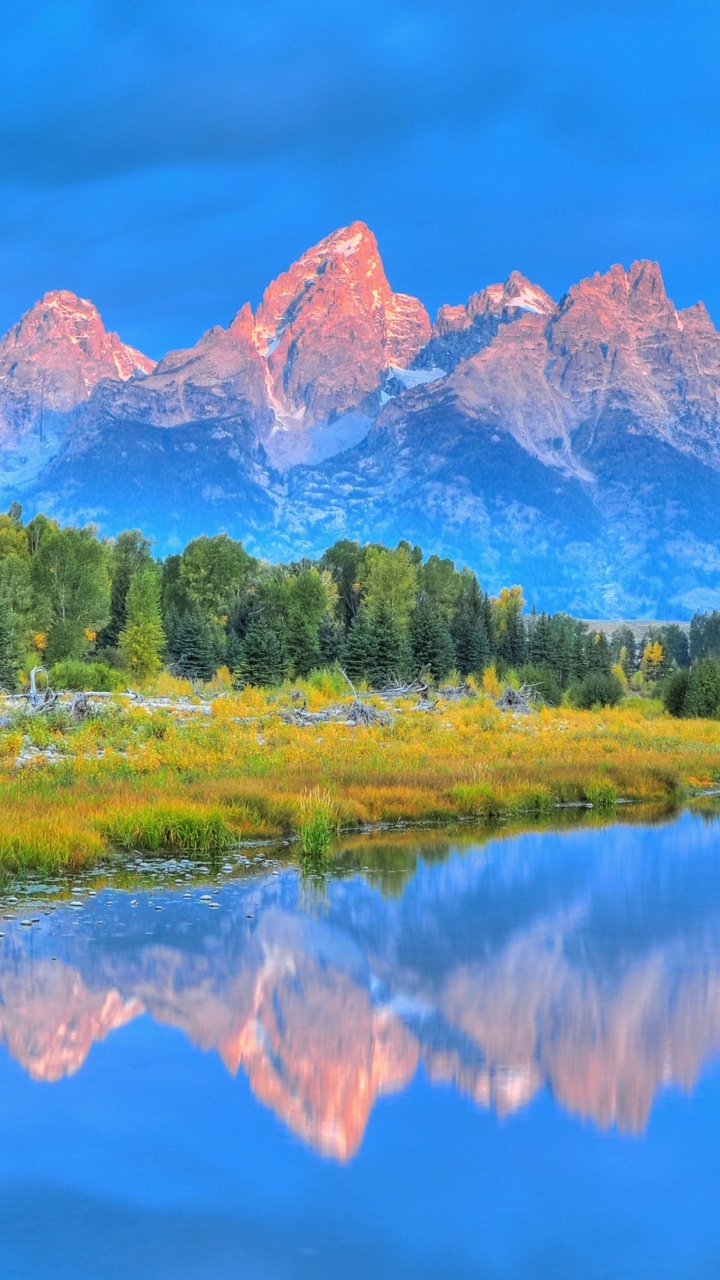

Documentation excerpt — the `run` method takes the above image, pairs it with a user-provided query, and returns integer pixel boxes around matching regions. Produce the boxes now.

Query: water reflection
[2,811,720,1159]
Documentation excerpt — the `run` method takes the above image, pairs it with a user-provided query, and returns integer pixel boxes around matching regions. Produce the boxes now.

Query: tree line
[1,504,720,714]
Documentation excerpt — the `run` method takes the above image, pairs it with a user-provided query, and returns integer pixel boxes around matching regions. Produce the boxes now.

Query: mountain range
[2,221,720,616]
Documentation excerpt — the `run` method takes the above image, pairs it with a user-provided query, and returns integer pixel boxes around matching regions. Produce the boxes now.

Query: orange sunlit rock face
[376,258,720,478]
[255,221,430,425]
[0,290,154,444]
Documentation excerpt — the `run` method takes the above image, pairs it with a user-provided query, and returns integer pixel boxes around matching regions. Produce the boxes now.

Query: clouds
[0,0,719,356]
[1,0,526,184]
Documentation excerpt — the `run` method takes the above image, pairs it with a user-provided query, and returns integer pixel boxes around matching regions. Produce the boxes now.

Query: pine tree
[0,594,18,691]
[410,599,456,681]
[366,601,412,687]
[319,614,344,666]
[234,616,287,687]
[585,631,612,676]
[342,609,376,684]
[166,607,218,681]
[452,578,490,676]
[528,613,552,667]
[119,568,165,682]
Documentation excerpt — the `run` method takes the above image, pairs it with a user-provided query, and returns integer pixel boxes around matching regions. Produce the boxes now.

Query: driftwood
[438,682,478,702]
[341,670,394,727]
[27,667,58,715]
[370,677,430,701]
[496,685,535,714]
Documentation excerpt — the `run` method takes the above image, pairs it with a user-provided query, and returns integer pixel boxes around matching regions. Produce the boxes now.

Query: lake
[1,810,720,1278]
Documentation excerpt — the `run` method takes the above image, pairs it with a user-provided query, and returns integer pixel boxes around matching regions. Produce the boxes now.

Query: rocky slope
[3,232,720,613]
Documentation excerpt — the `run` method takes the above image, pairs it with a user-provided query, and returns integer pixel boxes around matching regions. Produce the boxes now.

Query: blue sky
[2,0,719,358]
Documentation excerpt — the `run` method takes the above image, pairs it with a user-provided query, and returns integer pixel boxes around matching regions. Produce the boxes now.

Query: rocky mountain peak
[253,221,430,423]
[1,289,154,380]
[0,289,154,445]
[417,271,554,373]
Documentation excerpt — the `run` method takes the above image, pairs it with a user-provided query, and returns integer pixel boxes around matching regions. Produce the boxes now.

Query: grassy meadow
[0,669,718,874]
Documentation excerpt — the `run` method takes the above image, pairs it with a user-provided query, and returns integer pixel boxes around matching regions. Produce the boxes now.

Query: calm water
[1,812,720,1277]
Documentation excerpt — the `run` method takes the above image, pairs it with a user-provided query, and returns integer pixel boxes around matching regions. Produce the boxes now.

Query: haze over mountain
[2,222,720,616]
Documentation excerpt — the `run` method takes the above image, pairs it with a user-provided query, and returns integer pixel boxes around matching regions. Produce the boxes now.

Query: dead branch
[496,685,535,714]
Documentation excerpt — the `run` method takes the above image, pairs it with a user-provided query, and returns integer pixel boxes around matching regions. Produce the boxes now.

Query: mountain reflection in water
[2,811,720,1160]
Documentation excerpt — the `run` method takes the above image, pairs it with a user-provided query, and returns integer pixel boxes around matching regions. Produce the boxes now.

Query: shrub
[50,660,125,692]
[662,669,690,717]
[663,657,720,719]
[568,671,624,709]
[517,664,562,708]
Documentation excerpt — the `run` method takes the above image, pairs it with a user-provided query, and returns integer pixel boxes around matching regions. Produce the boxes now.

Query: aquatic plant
[297,788,339,866]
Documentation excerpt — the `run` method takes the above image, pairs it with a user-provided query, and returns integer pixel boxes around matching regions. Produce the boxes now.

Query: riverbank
[0,682,718,871]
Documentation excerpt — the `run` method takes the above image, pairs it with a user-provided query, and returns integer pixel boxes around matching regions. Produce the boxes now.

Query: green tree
[419,555,463,621]
[342,609,377,684]
[234,615,287,687]
[528,612,552,668]
[494,586,527,667]
[285,567,333,678]
[569,671,624,709]
[31,525,111,663]
[367,601,412,686]
[610,625,638,676]
[662,668,690,717]
[0,594,19,690]
[320,540,365,628]
[690,612,720,662]
[166,607,218,681]
[410,598,456,681]
[452,575,490,676]
[119,568,165,682]
[517,664,562,707]
[585,631,613,676]
[179,534,253,620]
[361,544,418,630]
[99,530,154,651]
[683,658,720,718]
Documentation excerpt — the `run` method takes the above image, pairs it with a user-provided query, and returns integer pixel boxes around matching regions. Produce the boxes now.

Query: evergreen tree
[610,625,637,675]
[366,600,412,687]
[319,614,344,666]
[683,657,720,718]
[166,607,218,681]
[410,598,456,681]
[657,623,690,669]
[0,594,18,690]
[98,530,153,651]
[342,609,377,684]
[690,611,720,662]
[452,577,490,676]
[585,631,612,675]
[285,568,328,677]
[119,568,165,682]
[528,613,552,668]
[234,616,287,687]
[495,587,527,667]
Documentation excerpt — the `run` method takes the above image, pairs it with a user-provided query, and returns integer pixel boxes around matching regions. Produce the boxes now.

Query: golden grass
[0,684,717,870]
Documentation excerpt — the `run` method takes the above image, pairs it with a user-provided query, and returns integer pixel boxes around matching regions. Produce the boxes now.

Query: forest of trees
[1,504,719,712]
